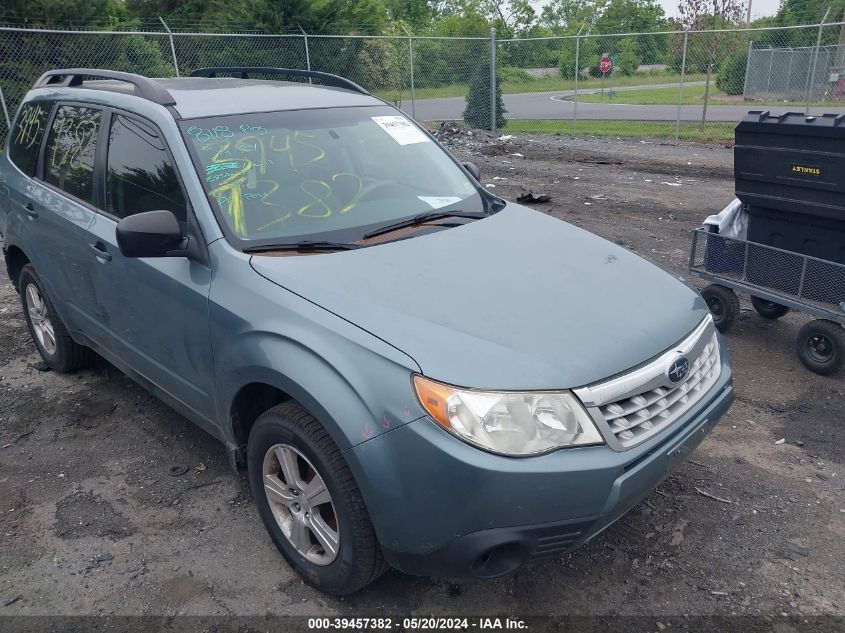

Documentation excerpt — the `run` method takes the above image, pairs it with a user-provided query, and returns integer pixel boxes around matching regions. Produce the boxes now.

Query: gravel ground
[0,132,843,619]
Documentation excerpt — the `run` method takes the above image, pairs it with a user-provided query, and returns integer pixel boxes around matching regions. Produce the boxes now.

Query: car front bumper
[349,359,733,579]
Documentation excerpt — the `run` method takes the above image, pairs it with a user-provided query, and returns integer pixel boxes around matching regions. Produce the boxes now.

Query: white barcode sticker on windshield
[372,115,430,145]
[418,196,462,209]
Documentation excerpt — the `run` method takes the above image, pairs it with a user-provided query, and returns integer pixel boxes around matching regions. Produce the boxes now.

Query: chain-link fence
[745,45,840,101]
[1,21,844,145]
[494,21,845,142]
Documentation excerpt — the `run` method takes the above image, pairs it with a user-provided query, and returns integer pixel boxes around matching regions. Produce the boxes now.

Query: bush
[498,66,534,83]
[463,61,507,130]
[616,38,641,77]
[559,37,596,80]
[716,51,747,96]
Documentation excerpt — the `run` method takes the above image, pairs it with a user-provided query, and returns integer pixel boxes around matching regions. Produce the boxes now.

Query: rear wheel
[751,296,790,320]
[796,319,845,376]
[19,264,91,372]
[701,284,740,333]
[247,402,388,594]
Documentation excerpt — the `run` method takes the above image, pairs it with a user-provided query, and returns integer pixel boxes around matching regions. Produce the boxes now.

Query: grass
[373,73,708,102]
[576,84,704,104]
[503,118,736,142]
[573,83,844,107]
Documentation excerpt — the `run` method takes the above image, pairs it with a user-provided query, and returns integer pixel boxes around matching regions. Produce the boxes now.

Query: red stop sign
[599,56,613,74]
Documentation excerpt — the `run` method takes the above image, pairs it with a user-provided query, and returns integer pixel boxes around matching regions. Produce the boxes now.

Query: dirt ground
[0,131,843,620]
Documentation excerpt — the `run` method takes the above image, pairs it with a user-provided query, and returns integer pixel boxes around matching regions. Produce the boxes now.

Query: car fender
[214,326,428,453]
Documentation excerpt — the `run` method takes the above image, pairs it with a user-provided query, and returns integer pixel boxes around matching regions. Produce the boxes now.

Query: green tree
[540,0,606,32]
[595,0,666,33]
[442,0,535,36]
[678,0,747,129]
[559,34,597,78]
[595,0,668,62]
[616,36,641,75]
[463,60,506,129]
[716,50,747,95]
[2,0,128,26]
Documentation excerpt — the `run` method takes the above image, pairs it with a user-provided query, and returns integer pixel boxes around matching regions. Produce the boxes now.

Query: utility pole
[745,0,752,26]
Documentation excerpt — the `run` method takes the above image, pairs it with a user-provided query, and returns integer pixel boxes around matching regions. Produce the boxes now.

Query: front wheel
[796,319,845,375]
[701,284,740,333]
[247,402,388,595]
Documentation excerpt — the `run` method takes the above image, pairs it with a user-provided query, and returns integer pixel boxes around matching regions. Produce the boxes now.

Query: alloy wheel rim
[25,284,56,356]
[262,443,340,566]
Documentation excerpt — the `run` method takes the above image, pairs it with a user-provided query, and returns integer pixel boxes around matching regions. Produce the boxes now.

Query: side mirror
[116,210,186,258]
[462,161,481,181]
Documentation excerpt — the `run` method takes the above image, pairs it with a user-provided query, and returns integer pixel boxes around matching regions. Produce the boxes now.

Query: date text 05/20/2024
[307,617,528,630]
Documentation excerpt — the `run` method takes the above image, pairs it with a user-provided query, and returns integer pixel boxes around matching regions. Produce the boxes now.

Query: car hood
[250,204,709,390]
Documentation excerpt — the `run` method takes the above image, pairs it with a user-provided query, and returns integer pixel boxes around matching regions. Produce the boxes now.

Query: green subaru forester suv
[0,67,733,594]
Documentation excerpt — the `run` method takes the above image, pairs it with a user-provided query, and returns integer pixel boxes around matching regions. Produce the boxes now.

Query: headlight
[413,375,604,456]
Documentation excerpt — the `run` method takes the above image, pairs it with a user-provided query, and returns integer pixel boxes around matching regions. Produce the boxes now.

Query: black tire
[18,264,91,372]
[751,296,790,320]
[796,319,845,376]
[247,402,388,595]
[701,284,740,333]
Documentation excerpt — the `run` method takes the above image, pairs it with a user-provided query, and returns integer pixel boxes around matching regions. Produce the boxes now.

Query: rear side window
[44,105,102,204]
[9,102,51,176]
[106,114,187,222]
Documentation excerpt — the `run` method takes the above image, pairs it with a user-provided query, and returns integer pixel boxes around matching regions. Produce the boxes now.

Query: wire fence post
[0,82,11,132]
[401,26,416,120]
[299,25,311,74]
[489,27,496,132]
[573,26,584,135]
[158,16,179,77]
[742,38,752,99]
[786,48,795,97]
[765,47,774,93]
[806,8,830,115]
[675,30,689,145]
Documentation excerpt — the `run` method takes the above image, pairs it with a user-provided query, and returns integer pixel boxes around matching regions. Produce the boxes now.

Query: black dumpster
[735,111,845,303]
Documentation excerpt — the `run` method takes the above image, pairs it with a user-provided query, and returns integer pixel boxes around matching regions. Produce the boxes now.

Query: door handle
[88,243,112,261]
[24,203,38,219]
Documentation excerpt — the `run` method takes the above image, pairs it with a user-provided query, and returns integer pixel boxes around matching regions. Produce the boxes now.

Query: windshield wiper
[243,240,361,253]
[363,211,489,239]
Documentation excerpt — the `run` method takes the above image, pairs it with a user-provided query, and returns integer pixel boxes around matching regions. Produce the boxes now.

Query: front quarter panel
[208,240,427,455]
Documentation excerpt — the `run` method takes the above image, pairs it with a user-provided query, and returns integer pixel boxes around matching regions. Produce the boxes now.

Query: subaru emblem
[667,356,691,384]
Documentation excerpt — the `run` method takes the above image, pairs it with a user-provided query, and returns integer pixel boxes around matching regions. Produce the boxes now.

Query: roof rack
[34,68,175,106]
[189,67,369,95]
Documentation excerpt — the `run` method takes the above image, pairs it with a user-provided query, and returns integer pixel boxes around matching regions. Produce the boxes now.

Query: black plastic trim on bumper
[383,515,598,579]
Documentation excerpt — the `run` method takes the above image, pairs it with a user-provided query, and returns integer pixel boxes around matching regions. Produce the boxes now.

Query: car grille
[573,316,721,451]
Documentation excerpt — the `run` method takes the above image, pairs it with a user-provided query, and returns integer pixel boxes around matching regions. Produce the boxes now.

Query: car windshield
[180,106,483,246]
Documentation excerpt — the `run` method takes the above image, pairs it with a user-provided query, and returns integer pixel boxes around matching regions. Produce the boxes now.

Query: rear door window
[9,102,52,177]
[44,105,102,205]
[105,114,187,222]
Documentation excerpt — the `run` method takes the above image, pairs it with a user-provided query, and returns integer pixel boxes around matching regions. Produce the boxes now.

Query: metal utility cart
[691,110,845,375]
[690,228,845,375]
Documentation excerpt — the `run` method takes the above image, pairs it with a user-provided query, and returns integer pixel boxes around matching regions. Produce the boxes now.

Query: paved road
[410,81,845,123]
